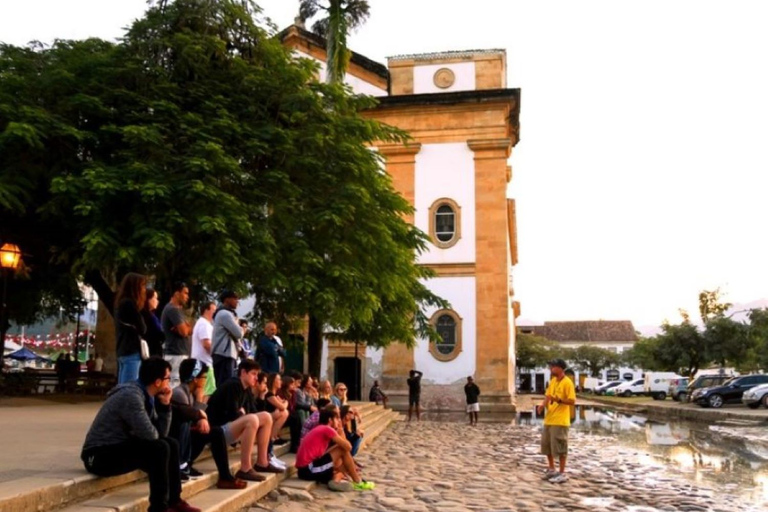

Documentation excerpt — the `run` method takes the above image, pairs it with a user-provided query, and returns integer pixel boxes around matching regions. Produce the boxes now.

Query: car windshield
[721,377,736,386]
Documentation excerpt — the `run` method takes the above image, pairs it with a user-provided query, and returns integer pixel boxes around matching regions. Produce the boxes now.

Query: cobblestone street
[253,420,766,512]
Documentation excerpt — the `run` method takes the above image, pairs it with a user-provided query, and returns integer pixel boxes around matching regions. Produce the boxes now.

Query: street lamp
[0,243,22,362]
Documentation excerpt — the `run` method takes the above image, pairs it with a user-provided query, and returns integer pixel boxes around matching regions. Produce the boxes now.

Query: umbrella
[7,347,43,361]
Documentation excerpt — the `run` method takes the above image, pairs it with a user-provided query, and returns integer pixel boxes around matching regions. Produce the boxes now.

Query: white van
[644,372,683,400]
[610,379,645,397]
[583,377,602,392]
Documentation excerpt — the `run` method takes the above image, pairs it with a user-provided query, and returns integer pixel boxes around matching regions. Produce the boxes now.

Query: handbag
[140,337,150,360]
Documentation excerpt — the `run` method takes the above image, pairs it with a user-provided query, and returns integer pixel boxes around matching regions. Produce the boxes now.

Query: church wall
[413,62,476,94]
[292,49,387,97]
[414,143,476,264]
[414,276,477,384]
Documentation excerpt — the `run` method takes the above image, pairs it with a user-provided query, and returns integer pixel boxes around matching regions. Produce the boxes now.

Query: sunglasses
[338,388,347,391]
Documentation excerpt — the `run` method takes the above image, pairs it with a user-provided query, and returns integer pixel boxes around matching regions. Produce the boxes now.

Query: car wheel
[708,394,724,408]
[678,392,687,403]
[623,390,633,397]
[747,402,760,409]
[655,392,666,400]
[763,395,768,408]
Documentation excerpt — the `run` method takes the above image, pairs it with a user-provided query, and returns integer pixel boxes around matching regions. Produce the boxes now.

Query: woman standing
[114,273,147,384]
[141,288,164,357]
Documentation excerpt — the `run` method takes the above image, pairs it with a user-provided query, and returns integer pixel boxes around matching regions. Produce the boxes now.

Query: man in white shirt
[191,301,216,402]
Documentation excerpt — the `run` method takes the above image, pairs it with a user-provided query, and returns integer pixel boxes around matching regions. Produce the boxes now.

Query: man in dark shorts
[295,405,374,491]
[407,369,423,422]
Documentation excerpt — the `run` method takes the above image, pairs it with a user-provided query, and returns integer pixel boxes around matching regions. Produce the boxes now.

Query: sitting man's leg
[190,426,246,489]
[223,413,263,481]
[254,411,283,471]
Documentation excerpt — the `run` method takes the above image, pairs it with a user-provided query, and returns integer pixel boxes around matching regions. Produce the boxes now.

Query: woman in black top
[141,288,164,357]
[114,273,147,384]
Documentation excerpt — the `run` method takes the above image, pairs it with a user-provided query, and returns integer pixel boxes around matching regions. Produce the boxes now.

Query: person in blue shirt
[256,322,286,374]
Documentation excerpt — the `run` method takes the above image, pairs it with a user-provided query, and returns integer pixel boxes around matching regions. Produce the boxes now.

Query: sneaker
[269,455,286,469]
[254,462,285,474]
[327,480,354,492]
[548,473,569,484]
[542,469,558,480]
[352,480,376,491]
[216,478,247,490]
[180,472,190,482]
[171,500,202,512]
[188,466,203,478]
[235,468,267,482]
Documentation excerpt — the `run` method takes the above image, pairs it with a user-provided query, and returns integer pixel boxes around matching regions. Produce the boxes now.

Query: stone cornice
[467,138,512,159]
[377,143,422,163]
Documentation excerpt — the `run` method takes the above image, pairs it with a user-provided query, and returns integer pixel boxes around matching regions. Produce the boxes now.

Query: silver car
[742,383,768,409]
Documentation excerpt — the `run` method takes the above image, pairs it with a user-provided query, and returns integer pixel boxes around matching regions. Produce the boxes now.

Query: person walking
[114,273,148,385]
[536,358,577,484]
[464,376,481,426]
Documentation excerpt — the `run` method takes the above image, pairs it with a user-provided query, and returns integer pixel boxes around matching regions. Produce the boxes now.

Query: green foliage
[0,0,444,370]
[299,0,370,84]
[568,344,620,377]
[515,333,561,371]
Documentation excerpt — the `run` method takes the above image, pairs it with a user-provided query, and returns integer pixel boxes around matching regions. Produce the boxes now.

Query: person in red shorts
[295,405,375,492]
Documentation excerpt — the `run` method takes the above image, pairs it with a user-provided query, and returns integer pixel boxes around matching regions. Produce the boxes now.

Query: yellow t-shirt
[544,376,577,427]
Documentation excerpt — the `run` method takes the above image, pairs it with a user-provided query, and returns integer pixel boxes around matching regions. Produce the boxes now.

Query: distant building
[518,320,642,392]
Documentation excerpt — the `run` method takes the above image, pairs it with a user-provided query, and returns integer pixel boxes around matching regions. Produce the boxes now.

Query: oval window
[435,205,455,242]
[435,314,457,355]
[606,369,620,381]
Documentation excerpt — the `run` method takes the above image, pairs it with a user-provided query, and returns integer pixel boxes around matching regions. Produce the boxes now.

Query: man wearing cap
[536,358,576,484]
[211,291,244,386]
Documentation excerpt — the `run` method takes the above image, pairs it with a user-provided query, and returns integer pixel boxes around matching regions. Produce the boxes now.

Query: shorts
[297,453,334,484]
[203,365,216,397]
[540,425,569,456]
[221,423,238,446]
[409,395,420,407]
[466,403,480,413]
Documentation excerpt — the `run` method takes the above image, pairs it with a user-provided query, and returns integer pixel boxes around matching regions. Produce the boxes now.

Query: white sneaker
[542,469,558,480]
[548,473,569,484]
[270,455,286,469]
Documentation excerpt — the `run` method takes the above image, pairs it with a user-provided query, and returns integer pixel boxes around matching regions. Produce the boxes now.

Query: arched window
[606,369,620,381]
[428,198,461,248]
[428,309,463,361]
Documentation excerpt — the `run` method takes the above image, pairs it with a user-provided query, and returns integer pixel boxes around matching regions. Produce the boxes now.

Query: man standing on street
[536,358,576,484]
[407,369,423,422]
[191,301,217,402]
[464,376,481,426]
[211,291,244,386]
[255,322,286,375]
[162,282,192,387]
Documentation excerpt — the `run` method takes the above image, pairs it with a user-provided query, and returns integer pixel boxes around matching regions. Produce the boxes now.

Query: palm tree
[298,0,370,84]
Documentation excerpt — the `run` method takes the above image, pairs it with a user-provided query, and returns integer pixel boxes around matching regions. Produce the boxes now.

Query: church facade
[282,26,521,413]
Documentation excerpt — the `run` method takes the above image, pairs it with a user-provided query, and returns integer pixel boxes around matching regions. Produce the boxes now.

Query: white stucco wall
[414,143,476,264]
[293,50,387,97]
[415,276,476,384]
[413,62,476,94]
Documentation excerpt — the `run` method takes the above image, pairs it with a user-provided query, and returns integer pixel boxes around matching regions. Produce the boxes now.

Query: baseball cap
[547,358,567,369]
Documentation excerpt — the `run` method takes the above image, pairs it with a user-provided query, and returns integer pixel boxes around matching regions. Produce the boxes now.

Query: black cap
[547,358,567,369]
[220,290,239,301]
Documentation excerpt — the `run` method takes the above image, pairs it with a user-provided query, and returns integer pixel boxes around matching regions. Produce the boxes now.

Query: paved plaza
[253,419,765,512]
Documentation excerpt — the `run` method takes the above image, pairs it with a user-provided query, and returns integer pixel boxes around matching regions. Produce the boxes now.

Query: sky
[2,0,768,329]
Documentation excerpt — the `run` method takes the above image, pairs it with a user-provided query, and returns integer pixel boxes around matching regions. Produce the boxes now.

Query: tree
[515,333,560,372]
[569,345,619,377]
[698,288,731,323]
[298,0,370,83]
[1,0,443,375]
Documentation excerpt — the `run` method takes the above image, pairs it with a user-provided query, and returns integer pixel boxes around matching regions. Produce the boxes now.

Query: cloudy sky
[2,1,768,328]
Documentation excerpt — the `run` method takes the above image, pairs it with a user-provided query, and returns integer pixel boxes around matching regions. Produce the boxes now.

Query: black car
[691,374,768,408]
[685,374,733,402]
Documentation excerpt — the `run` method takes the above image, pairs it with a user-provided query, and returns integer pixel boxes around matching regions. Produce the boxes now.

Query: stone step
[53,405,396,512]
[1,402,388,512]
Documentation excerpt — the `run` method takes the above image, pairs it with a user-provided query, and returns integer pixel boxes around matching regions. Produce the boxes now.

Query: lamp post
[0,243,22,363]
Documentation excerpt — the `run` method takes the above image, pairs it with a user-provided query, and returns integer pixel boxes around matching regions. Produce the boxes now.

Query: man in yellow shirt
[536,358,576,484]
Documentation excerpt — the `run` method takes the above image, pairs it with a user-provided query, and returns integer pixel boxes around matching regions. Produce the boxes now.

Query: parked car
[668,377,690,402]
[691,374,768,408]
[609,379,645,397]
[741,383,768,409]
[594,381,622,395]
[644,372,683,400]
[686,374,734,402]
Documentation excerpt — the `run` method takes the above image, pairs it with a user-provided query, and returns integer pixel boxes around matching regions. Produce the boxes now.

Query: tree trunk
[307,314,323,378]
